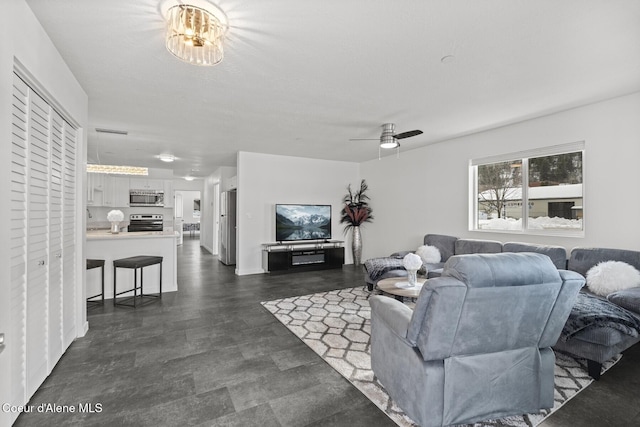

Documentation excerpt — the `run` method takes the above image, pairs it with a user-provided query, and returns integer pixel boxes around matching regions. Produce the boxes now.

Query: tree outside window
[477,160,522,220]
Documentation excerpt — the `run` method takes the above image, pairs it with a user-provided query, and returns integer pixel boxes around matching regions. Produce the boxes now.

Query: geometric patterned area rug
[262,287,621,427]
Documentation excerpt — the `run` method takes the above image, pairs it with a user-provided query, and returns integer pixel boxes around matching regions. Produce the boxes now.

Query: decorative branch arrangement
[340,179,374,232]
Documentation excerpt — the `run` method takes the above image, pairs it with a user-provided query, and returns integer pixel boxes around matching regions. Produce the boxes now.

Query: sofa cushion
[424,234,457,262]
[503,242,567,270]
[608,287,640,315]
[586,261,640,296]
[416,245,441,264]
[454,238,502,255]
[569,325,630,346]
[568,247,640,277]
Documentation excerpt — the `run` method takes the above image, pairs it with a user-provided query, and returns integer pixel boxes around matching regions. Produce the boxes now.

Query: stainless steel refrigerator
[219,190,236,265]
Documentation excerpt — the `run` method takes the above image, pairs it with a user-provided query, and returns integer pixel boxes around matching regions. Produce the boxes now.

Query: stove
[128,214,163,232]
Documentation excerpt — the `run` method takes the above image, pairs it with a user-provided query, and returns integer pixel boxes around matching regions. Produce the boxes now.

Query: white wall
[361,92,640,258]
[0,0,88,423]
[236,151,360,275]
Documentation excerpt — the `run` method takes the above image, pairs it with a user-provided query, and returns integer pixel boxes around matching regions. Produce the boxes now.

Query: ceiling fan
[350,123,423,151]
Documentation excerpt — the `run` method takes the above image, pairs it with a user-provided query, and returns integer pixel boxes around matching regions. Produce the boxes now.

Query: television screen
[276,204,332,241]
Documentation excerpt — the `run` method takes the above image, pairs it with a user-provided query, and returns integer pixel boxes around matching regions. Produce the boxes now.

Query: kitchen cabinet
[87,174,129,207]
[86,173,104,205]
[163,180,174,208]
[113,177,130,207]
[130,178,163,190]
[103,176,130,207]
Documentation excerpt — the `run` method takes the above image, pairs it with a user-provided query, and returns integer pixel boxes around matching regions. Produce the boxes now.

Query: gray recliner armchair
[370,252,584,427]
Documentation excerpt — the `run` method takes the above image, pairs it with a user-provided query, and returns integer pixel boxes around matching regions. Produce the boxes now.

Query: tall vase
[352,226,362,266]
[110,221,120,234]
[407,269,418,286]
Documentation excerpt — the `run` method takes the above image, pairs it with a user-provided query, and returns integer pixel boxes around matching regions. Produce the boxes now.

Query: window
[471,142,584,235]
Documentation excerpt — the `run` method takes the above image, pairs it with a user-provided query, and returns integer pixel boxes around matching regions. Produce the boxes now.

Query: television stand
[262,241,345,274]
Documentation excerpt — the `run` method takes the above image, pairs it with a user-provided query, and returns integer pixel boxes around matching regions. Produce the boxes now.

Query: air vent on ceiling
[95,128,128,135]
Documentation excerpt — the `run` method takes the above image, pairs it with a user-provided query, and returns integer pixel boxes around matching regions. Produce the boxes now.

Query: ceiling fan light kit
[165,3,228,66]
[379,135,399,149]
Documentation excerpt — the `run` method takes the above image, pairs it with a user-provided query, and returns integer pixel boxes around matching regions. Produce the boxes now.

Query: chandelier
[165,3,228,66]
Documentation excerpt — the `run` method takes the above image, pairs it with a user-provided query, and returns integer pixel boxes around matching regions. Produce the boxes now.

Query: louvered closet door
[26,89,51,397]
[48,111,64,367]
[10,73,28,412]
[9,72,79,413]
[62,119,77,347]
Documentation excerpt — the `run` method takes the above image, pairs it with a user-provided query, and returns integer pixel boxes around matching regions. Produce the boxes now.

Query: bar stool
[113,255,163,308]
[86,259,105,305]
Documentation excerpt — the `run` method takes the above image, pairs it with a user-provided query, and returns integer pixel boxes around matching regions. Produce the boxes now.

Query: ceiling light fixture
[379,123,400,149]
[87,164,149,175]
[379,135,399,149]
[158,154,176,162]
[184,176,195,181]
[165,3,228,66]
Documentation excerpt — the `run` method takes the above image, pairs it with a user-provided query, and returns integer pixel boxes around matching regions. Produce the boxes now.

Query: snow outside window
[470,142,584,236]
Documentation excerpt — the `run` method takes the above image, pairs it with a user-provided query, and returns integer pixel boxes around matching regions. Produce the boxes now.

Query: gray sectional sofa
[364,234,640,379]
[554,247,640,378]
[364,234,567,290]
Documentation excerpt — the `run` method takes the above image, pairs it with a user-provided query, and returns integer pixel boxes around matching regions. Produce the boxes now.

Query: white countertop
[86,230,178,240]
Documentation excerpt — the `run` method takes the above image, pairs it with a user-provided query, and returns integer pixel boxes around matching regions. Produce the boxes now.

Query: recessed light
[158,154,175,162]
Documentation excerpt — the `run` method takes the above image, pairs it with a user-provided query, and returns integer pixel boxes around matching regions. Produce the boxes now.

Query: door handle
[0,333,5,355]
[38,260,46,266]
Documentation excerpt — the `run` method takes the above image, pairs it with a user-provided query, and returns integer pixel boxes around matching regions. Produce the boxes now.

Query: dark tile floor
[14,236,640,426]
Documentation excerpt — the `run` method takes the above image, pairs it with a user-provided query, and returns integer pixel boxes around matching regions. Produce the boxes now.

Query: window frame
[469,141,585,237]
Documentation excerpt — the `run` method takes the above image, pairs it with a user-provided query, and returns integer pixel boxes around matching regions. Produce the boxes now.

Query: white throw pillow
[586,261,640,297]
[416,245,441,264]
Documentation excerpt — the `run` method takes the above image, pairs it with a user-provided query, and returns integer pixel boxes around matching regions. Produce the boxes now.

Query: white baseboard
[236,268,266,276]
[201,243,216,254]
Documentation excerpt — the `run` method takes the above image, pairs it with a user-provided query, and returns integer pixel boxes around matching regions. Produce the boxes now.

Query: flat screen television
[275,204,332,242]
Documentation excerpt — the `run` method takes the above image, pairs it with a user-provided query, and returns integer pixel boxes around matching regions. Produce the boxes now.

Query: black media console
[262,241,345,274]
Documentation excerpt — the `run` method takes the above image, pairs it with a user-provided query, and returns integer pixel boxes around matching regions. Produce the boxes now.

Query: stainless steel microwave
[129,190,164,207]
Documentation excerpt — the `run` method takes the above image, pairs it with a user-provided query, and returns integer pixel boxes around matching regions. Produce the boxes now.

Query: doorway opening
[175,190,201,245]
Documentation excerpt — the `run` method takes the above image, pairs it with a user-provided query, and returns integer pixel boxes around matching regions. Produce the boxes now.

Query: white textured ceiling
[25,0,640,179]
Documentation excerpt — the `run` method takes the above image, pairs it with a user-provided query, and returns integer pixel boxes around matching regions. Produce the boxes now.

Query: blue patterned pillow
[608,287,640,315]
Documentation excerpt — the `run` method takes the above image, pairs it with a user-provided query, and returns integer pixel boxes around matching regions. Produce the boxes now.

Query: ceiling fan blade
[394,130,423,139]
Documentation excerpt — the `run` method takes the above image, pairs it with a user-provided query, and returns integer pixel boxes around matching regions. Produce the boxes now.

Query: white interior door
[6,72,79,422]
[62,118,77,347]
[213,182,220,255]
[7,72,29,424]
[48,110,64,368]
[175,191,184,245]
[27,89,51,397]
